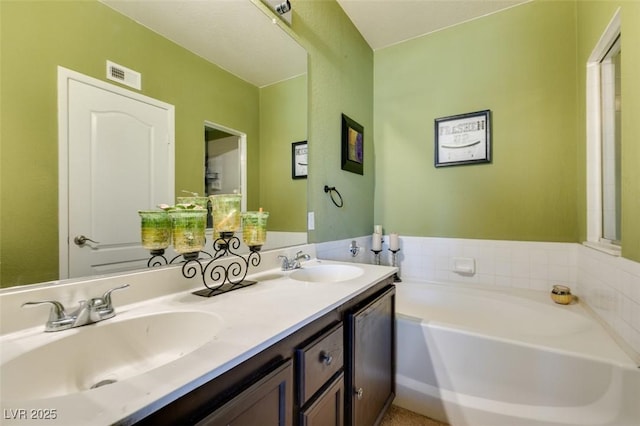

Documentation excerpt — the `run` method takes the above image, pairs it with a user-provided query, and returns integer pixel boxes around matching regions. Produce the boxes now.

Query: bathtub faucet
[278,251,310,271]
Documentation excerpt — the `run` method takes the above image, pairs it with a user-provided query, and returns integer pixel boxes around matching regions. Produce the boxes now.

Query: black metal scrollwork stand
[147,232,261,298]
[147,249,212,267]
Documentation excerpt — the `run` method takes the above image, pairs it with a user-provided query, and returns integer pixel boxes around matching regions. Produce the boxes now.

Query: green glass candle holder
[242,211,269,250]
[168,209,207,255]
[138,210,171,252]
[176,196,209,210]
[209,194,242,237]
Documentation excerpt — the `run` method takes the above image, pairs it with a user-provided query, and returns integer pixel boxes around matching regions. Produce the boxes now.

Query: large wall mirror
[0,0,307,287]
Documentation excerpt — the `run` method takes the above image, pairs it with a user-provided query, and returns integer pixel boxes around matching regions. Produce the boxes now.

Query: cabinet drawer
[296,323,344,405]
[300,372,344,426]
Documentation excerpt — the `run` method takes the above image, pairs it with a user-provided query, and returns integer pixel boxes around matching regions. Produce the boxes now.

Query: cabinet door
[300,372,345,426]
[347,286,395,426]
[197,360,293,426]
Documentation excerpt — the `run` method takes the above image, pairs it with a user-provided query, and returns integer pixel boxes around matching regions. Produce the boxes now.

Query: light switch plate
[308,212,315,230]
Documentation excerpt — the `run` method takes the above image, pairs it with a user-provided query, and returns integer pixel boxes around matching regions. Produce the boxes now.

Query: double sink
[1,263,365,404]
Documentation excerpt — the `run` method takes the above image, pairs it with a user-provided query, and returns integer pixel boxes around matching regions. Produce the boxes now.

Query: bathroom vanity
[136,275,395,426]
[0,252,396,426]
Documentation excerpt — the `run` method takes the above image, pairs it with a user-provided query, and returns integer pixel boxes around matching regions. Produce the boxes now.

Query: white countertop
[0,259,396,425]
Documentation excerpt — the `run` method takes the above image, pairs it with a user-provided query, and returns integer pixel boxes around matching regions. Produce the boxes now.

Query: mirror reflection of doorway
[204,122,247,228]
[59,67,175,279]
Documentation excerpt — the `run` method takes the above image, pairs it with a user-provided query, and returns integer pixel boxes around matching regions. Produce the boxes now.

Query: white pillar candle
[389,233,399,251]
[374,224,382,234]
[372,232,382,251]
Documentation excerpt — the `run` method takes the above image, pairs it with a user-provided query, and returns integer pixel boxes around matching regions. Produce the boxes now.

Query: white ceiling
[337,0,530,50]
[100,0,306,88]
[100,0,529,87]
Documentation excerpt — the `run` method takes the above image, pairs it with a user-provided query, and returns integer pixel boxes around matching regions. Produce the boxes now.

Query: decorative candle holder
[138,210,171,252]
[371,249,382,265]
[550,284,572,305]
[209,193,242,236]
[389,248,402,282]
[177,196,209,210]
[143,202,264,298]
[188,234,261,298]
[241,211,269,251]
[168,208,207,257]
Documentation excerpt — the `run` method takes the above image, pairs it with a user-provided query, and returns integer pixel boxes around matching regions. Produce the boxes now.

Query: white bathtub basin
[289,264,364,283]
[1,311,223,401]
[394,281,640,426]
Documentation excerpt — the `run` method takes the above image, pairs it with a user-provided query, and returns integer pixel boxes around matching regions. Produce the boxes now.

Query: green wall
[374,1,579,242]
[575,1,640,262]
[4,0,638,287]
[259,74,308,231]
[291,0,375,243]
[374,0,640,263]
[1,1,261,286]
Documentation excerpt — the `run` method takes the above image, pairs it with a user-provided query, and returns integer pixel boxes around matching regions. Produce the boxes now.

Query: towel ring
[324,185,344,208]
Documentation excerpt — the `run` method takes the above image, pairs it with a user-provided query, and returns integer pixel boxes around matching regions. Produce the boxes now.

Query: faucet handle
[102,284,129,306]
[87,284,129,322]
[97,284,130,309]
[22,300,75,331]
[295,251,311,261]
[22,300,67,321]
[278,255,290,268]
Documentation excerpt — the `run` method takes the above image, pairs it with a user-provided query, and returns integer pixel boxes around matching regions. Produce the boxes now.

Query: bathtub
[394,281,640,426]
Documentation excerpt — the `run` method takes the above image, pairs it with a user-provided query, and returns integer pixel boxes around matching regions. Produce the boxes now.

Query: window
[599,37,621,244]
[585,9,621,254]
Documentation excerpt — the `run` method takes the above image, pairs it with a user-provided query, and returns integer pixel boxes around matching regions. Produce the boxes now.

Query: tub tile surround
[316,236,640,361]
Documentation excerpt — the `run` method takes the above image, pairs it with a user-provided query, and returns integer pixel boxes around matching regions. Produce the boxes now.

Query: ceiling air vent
[106,61,141,90]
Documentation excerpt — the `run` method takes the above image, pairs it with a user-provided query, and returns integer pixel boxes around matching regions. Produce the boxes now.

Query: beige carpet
[380,405,449,426]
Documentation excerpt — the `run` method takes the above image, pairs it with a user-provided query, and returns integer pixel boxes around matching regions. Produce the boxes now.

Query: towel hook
[324,185,344,208]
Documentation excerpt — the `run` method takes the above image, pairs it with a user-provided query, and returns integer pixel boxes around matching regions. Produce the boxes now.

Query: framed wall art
[292,140,308,179]
[434,109,491,167]
[341,114,364,175]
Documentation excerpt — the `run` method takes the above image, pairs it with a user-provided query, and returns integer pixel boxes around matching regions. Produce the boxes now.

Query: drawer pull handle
[356,387,364,400]
[319,351,333,365]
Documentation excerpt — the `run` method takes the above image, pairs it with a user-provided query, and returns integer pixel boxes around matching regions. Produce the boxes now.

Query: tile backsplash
[316,236,640,360]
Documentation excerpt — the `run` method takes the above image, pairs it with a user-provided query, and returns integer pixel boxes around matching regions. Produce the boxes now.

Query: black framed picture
[434,109,491,167]
[341,114,364,175]
[292,141,307,179]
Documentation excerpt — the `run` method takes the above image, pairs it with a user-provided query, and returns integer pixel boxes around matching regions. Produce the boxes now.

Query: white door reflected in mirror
[59,67,175,279]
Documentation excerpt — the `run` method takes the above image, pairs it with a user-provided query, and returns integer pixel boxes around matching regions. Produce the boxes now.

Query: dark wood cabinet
[196,360,293,426]
[346,286,396,426]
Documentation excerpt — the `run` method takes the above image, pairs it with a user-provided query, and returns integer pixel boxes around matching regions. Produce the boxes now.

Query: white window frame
[584,8,621,256]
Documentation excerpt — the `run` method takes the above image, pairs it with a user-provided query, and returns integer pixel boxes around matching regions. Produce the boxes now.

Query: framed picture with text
[292,141,308,179]
[435,110,491,167]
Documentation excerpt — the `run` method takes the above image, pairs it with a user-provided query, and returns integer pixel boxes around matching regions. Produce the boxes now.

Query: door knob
[74,235,100,246]
[356,387,364,400]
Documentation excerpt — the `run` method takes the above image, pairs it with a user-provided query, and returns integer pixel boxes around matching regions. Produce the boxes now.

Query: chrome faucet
[278,251,311,271]
[22,284,129,332]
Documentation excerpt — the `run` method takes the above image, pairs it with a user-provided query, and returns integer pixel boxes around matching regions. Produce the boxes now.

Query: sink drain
[90,379,117,389]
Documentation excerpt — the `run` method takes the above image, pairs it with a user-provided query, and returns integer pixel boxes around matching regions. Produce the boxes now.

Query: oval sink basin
[289,265,364,283]
[1,311,223,401]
